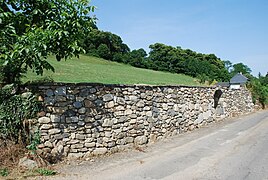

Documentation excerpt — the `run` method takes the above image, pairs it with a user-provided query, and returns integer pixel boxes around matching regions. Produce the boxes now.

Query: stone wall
[34,83,254,159]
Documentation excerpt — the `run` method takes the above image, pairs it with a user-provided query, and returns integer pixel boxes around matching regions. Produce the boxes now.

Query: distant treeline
[81,29,257,83]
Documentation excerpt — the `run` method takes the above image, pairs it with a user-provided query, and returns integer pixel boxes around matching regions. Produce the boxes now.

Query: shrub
[0,84,40,143]
[36,168,56,176]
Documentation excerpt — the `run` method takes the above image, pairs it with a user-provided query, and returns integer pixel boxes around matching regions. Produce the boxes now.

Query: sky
[91,0,268,76]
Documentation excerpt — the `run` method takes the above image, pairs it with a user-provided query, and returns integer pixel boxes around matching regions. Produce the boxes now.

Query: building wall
[34,83,254,159]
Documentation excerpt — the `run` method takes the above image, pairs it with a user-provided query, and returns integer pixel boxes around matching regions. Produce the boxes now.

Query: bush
[0,84,40,143]
[36,168,57,176]
[248,80,268,109]
[0,168,8,177]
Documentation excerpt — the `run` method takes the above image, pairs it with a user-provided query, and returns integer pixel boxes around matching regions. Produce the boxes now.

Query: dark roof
[230,73,248,84]
[216,82,230,87]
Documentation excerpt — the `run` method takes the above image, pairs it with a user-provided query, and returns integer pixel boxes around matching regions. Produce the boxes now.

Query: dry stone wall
[34,83,254,159]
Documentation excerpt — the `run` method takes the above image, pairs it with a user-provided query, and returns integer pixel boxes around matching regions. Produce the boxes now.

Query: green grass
[23,55,199,86]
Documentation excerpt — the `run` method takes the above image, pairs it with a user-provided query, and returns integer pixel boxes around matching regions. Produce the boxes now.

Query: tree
[147,43,230,82]
[231,63,252,76]
[82,29,130,61]
[223,60,233,72]
[97,44,111,60]
[0,0,96,84]
[127,48,148,68]
[248,79,268,109]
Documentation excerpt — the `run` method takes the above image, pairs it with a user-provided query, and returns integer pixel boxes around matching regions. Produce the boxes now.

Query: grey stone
[194,113,204,124]
[103,94,114,102]
[73,101,83,108]
[143,106,151,111]
[44,141,53,148]
[76,134,86,140]
[93,148,108,155]
[149,134,157,142]
[40,124,52,130]
[167,109,177,117]
[67,117,79,123]
[105,131,112,137]
[116,106,125,111]
[146,111,152,117]
[103,119,113,127]
[38,117,51,124]
[66,95,75,101]
[19,157,38,169]
[57,145,64,154]
[136,100,145,108]
[162,104,168,110]
[54,107,68,114]
[55,96,66,102]
[119,116,127,123]
[77,144,85,149]
[78,107,87,114]
[67,140,80,144]
[87,94,97,101]
[130,114,138,119]
[62,134,70,139]
[107,101,115,108]
[129,96,138,102]
[68,153,84,160]
[195,104,201,110]
[44,97,55,105]
[79,89,89,97]
[95,115,102,120]
[124,109,132,115]
[85,117,94,123]
[48,128,61,135]
[45,89,54,96]
[95,99,104,107]
[89,88,97,94]
[117,97,125,105]
[130,119,137,124]
[78,121,85,126]
[125,137,134,143]
[85,142,96,148]
[85,138,94,143]
[54,134,63,140]
[216,107,225,115]
[108,141,116,148]
[134,136,148,145]
[55,87,66,96]
[50,115,60,123]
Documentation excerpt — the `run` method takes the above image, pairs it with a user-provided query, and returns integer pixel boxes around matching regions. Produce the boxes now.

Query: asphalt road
[50,110,268,180]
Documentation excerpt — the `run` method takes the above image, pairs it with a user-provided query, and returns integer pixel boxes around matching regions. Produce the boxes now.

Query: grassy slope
[23,55,199,86]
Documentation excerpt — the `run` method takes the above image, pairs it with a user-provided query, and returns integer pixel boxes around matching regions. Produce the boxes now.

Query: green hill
[23,55,199,86]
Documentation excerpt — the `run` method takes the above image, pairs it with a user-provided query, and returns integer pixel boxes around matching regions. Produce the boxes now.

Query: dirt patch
[0,139,56,179]
[0,139,27,169]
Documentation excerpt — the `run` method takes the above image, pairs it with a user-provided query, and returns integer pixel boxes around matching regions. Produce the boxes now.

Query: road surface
[50,110,268,180]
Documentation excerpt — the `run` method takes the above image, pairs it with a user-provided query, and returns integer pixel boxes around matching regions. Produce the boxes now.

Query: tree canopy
[0,0,96,84]
[81,29,130,61]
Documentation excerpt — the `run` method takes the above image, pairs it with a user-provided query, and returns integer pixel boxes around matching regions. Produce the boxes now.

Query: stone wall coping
[25,82,215,89]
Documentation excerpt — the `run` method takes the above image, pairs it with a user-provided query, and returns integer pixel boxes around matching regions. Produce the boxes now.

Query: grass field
[23,55,199,86]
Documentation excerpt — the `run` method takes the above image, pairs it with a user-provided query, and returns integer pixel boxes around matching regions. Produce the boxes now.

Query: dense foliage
[248,73,268,108]
[0,0,96,84]
[0,84,39,142]
[146,43,231,82]
[82,29,130,61]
